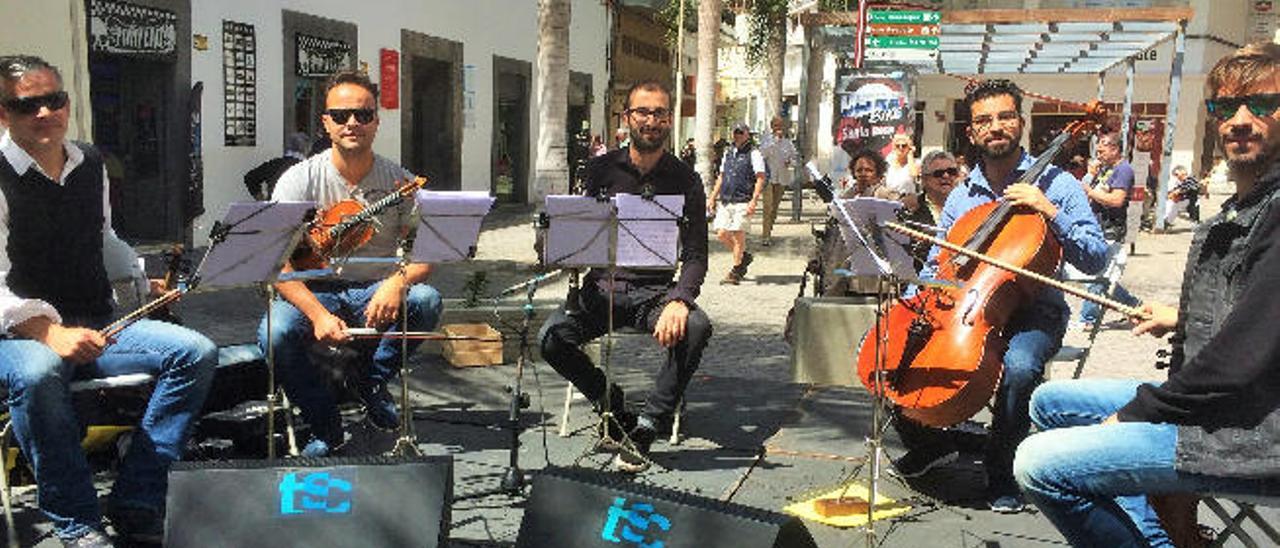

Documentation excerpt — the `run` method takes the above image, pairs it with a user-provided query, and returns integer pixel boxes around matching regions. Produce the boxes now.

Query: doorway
[493,57,530,203]
[89,56,176,242]
[401,31,462,191]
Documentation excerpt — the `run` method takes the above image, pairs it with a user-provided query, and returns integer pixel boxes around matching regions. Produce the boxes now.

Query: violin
[290,176,428,270]
[855,101,1112,428]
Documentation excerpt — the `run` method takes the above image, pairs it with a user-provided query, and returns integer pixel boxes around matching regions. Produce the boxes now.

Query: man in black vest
[0,55,217,547]
[707,122,766,284]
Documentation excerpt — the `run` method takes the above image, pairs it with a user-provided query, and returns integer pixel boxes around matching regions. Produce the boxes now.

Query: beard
[629,123,669,153]
[978,135,1019,159]
[1224,134,1280,176]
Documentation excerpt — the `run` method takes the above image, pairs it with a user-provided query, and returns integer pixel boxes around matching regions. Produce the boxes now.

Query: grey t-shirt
[272,149,418,280]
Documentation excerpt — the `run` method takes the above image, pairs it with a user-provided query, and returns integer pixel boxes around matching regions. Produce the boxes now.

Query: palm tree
[533,0,571,202]
[695,0,722,189]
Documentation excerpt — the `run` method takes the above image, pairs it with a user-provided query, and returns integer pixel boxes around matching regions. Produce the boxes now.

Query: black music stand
[194,201,317,461]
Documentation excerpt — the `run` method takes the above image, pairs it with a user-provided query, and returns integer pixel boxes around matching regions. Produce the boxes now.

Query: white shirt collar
[0,130,84,185]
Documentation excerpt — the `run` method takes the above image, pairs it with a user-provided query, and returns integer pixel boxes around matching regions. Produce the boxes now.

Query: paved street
[8,188,1275,547]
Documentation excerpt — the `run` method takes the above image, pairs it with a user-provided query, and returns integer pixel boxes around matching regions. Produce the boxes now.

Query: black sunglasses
[323,108,377,125]
[927,167,960,178]
[1205,93,1280,120]
[2,91,69,115]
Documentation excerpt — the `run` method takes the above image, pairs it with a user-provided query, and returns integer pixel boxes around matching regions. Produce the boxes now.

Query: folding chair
[1202,495,1280,548]
[1050,242,1131,380]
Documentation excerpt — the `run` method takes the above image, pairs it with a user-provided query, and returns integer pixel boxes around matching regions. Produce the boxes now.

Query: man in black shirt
[539,80,712,473]
[1014,42,1280,547]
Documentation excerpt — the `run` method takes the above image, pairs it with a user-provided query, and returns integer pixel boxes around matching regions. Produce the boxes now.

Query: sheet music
[544,196,615,267]
[615,193,683,269]
[411,190,495,263]
[830,197,917,279]
[198,201,316,290]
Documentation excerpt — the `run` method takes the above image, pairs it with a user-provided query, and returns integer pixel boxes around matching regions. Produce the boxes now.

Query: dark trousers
[538,282,712,420]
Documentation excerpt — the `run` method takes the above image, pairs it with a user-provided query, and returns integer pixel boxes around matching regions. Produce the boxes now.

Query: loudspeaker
[165,455,452,548]
[789,296,878,385]
[517,467,817,548]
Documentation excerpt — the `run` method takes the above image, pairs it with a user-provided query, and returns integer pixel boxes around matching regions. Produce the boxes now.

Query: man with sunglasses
[1016,42,1280,548]
[0,55,217,547]
[899,150,960,270]
[890,80,1108,514]
[539,80,711,473]
[708,122,766,284]
[262,70,443,458]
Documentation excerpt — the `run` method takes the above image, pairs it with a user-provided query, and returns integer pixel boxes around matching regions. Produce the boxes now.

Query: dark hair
[623,80,671,110]
[849,147,887,177]
[0,55,61,102]
[1207,41,1280,100]
[1097,132,1121,148]
[324,70,378,104]
[965,78,1022,117]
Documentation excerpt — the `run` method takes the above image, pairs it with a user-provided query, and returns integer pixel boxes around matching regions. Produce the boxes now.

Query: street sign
[868,10,940,24]
[864,48,938,61]
[867,36,940,49]
[868,23,940,36]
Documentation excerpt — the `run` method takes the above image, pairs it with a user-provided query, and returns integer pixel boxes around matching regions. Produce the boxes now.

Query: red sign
[380,48,399,110]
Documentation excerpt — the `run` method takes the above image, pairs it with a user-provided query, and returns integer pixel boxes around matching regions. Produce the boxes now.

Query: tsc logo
[600,497,672,548]
[278,471,354,516]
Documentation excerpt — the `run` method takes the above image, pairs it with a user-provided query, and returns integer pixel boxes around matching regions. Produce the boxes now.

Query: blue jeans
[0,319,216,540]
[895,302,1064,496]
[1079,282,1141,325]
[257,281,442,443]
[1015,379,1280,547]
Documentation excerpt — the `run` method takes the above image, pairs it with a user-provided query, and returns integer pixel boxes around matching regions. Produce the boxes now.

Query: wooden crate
[441,323,504,367]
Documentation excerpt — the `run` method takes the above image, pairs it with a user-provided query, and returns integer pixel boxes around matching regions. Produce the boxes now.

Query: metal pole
[793,24,813,223]
[1092,71,1105,157]
[673,0,685,152]
[1155,21,1187,231]
[1121,57,1135,160]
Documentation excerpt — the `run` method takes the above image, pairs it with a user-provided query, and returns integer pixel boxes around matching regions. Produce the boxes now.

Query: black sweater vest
[0,143,112,320]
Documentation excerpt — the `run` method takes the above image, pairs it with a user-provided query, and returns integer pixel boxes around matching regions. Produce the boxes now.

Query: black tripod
[453,269,563,500]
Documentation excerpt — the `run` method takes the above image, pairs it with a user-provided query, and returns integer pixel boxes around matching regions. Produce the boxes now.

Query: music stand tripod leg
[391,257,422,457]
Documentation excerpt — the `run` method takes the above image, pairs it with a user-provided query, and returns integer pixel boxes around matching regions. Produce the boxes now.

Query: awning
[798,7,1194,75]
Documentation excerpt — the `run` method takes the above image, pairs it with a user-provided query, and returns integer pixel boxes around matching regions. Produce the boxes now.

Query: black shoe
[597,410,637,451]
[738,252,754,276]
[354,380,400,431]
[62,530,114,548]
[891,448,958,478]
[613,422,657,473]
[105,503,164,545]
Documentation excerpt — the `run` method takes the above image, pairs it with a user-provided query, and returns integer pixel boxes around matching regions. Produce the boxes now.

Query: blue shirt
[918,150,1108,312]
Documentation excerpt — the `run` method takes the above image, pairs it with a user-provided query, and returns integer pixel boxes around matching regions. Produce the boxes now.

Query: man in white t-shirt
[758,116,798,246]
[884,133,920,196]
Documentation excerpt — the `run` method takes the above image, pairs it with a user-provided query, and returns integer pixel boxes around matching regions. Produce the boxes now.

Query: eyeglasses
[323,108,377,125]
[1,91,68,115]
[926,167,960,178]
[626,107,671,120]
[733,129,746,135]
[895,143,911,149]
[1205,93,1280,121]
[970,110,1020,129]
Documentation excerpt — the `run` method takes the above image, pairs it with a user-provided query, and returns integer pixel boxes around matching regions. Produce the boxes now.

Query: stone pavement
[8,190,1274,547]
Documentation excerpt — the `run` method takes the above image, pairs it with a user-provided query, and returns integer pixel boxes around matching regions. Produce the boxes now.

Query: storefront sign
[88,0,178,56]
[835,68,916,158]
[296,34,352,78]
[380,49,399,110]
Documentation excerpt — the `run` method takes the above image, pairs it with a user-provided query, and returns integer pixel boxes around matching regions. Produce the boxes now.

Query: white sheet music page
[615,193,683,269]
[199,201,316,290]
[544,195,615,267]
[411,191,495,263]
[830,197,916,279]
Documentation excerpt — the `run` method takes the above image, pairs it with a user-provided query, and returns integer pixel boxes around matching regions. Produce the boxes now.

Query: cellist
[890,80,1109,513]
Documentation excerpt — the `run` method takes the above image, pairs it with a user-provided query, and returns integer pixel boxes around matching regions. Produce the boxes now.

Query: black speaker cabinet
[517,467,817,548]
[165,455,452,547]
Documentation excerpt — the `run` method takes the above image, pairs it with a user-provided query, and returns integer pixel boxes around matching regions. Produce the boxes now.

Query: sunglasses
[733,129,746,135]
[2,91,69,115]
[927,167,960,178]
[323,108,377,125]
[1205,93,1280,120]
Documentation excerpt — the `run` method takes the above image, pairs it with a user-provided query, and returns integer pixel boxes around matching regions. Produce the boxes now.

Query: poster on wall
[1250,0,1278,44]
[834,66,917,158]
[223,21,257,147]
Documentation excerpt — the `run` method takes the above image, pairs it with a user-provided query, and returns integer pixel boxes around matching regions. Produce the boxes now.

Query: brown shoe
[720,270,741,285]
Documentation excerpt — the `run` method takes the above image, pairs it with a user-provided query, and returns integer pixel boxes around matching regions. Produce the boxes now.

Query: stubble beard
[630,124,668,153]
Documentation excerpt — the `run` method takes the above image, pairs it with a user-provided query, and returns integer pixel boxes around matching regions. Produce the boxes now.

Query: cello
[855,101,1129,428]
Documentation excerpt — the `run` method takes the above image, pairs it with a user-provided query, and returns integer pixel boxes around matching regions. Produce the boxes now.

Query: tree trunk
[802,29,825,161]
[763,22,785,122]
[534,0,571,202]
[695,0,722,191]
